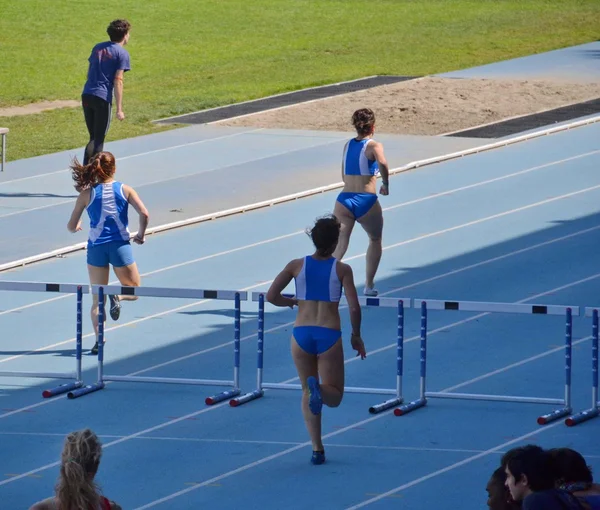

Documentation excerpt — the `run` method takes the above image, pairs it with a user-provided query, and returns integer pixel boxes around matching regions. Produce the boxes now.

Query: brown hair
[107,19,131,42]
[71,152,116,190]
[55,429,103,510]
[352,108,375,137]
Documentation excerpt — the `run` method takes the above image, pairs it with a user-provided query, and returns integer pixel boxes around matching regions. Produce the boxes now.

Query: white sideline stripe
[441,335,591,393]
[0,278,272,369]
[382,149,600,214]
[0,269,595,491]
[4,144,594,316]
[0,134,348,221]
[344,422,565,509]
[3,215,595,329]
[370,183,600,260]
[341,272,600,365]
[1,122,597,273]
[371,225,600,294]
[0,129,264,186]
[6,431,600,458]
[2,185,597,367]
[0,199,75,220]
[0,229,303,326]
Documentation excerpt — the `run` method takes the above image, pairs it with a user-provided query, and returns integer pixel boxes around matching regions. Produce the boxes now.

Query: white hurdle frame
[394,299,577,425]
[0,281,87,398]
[565,307,600,426]
[229,292,412,413]
[68,284,247,404]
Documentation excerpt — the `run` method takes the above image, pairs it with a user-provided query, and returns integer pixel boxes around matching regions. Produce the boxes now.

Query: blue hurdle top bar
[585,307,600,317]
[250,292,411,308]
[0,281,89,294]
[91,284,246,301]
[415,299,580,316]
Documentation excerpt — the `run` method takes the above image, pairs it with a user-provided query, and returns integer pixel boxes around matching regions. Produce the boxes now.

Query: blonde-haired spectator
[29,429,121,510]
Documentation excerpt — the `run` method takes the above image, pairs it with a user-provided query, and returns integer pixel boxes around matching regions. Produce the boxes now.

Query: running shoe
[109,294,121,321]
[364,286,378,296]
[311,450,326,465]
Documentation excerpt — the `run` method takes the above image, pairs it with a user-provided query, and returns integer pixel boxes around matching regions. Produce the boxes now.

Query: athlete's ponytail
[71,152,116,190]
[55,429,103,510]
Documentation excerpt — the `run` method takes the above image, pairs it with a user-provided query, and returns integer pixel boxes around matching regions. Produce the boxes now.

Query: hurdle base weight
[230,389,264,407]
[43,381,83,398]
[205,388,241,406]
[369,397,403,414]
[565,407,600,427]
[68,382,105,399]
[394,398,427,416]
[537,407,572,425]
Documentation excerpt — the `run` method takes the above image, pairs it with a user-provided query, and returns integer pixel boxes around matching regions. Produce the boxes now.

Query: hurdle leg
[395,301,428,416]
[42,286,85,398]
[566,309,599,426]
[68,286,106,399]
[537,307,574,424]
[230,293,265,407]
[370,300,405,413]
[206,293,243,405]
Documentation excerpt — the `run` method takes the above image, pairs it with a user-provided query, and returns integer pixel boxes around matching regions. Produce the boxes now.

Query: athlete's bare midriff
[341,173,377,194]
[295,300,341,330]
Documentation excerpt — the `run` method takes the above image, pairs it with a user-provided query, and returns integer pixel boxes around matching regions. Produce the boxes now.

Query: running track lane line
[1,147,597,268]
[0,134,349,219]
[343,422,566,509]
[0,147,596,314]
[0,129,265,186]
[1,267,593,495]
[1,185,598,368]
[131,309,576,510]
[0,185,597,417]
[10,432,600,460]
[0,230,304,324]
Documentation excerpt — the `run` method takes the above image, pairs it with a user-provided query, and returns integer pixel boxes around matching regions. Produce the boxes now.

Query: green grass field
[1,0,599,162]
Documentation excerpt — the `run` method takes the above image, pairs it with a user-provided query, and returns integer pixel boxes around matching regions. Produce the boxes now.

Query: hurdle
[68,284,246,404]
[0,281,87,398]
[565,307,599,427]
[229,292,410,413]
[394,299,577,425]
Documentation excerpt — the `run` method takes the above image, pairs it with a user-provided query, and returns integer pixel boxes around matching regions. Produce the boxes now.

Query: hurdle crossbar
[229,292,411,413]
[67,284,247,404]
[0,281,88,397]
[394,299,577,425]
[566,307,599,426]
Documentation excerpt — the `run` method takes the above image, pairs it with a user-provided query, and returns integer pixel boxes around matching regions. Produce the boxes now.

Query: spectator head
[501,445,554,502]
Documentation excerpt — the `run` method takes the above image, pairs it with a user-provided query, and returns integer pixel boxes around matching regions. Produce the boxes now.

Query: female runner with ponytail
[67,151,149,354]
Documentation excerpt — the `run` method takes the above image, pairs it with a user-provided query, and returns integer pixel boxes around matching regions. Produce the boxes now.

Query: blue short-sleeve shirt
[82,42,131,104]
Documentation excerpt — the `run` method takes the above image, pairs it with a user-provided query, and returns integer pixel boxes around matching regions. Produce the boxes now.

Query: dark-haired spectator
[549,448,600,509]
[81,19,132,167]
[502,444,584,509]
